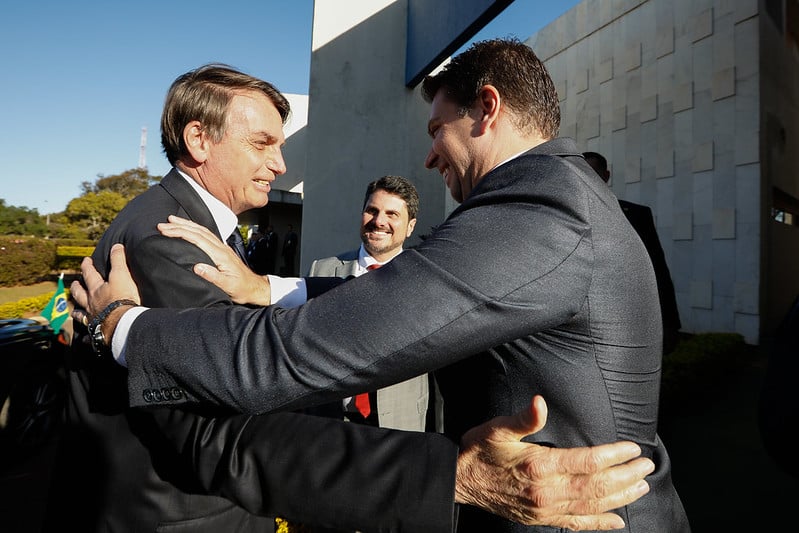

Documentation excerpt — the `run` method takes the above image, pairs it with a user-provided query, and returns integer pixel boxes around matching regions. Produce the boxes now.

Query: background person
[263,224,280,274]
[583,151,682,355]
[282,224,299,275]
[246,225,278,276]
[307,175,431,432]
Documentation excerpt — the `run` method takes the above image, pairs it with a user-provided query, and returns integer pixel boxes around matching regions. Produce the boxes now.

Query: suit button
[143,389,153,403]
[171,387,183,400]
[153,389,163,402]
[161,388,172,400]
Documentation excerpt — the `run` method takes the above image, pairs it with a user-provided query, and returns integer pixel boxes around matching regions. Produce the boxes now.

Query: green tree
[81,168,160,198]
[63,191,128,240]
[0,199,48,236]
[57,168,161,239]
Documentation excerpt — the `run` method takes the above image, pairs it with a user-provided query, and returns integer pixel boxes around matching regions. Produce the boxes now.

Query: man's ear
[406,218,417,237]
[183,120,209,164]
[477,85,501,133]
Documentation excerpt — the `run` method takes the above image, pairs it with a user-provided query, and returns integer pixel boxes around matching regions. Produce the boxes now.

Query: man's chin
[363,241,392,257]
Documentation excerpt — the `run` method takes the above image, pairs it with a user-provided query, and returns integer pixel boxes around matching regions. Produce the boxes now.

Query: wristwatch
[88,299,138,355]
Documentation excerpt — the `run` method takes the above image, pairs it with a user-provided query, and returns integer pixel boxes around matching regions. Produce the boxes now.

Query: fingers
[158,217,235,266]
[193,263,223,285]
[504,395,549,440]
[563,440,645,474]
[582,457,652,512]
[522,447,653,518]
[70,305,90,327]
[70,279,89,310]
[107,244,134,298]
[537,511,627,531]
[79,256,104,292]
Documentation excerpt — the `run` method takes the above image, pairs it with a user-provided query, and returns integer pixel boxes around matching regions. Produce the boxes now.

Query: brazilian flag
[42,273,69,334]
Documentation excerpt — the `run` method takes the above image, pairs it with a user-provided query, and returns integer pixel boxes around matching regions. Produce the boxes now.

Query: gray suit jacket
[308,250,430,431]
[124,139,690,532]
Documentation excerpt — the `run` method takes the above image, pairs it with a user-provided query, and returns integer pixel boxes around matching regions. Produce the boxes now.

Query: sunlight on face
[199,91,287,214]
[360,189,416,262]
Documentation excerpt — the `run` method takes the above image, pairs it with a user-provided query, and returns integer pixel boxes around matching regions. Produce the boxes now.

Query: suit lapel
[339,259,359,277]
[158,169,221,238]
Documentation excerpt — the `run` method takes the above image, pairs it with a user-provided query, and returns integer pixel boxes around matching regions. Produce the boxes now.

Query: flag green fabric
[42,274,69,333]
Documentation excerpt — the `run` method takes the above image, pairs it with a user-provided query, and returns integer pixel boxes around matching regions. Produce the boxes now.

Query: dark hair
[421,38,560,139]
[161,64,290,166]
[363,175,420,220]
[582,151,608,173]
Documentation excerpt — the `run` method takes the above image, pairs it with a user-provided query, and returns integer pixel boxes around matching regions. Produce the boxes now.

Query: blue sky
[0,0,578,214]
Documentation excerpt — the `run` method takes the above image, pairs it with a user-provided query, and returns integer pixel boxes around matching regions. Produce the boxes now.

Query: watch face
[90,323,106,354]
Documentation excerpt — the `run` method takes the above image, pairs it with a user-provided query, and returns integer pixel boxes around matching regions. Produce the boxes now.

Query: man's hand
[158,215,271,306]
[456,396,653,530]
[70,244,141,342]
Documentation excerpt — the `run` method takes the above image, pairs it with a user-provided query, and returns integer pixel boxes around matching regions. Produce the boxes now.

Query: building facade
[281,0,798,343]
[528,0,798,343]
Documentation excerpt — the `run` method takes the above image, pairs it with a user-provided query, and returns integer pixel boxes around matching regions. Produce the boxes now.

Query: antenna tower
[138,127,147,169]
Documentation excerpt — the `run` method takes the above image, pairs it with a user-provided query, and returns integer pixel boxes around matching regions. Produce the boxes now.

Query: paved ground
[659,346,799,531]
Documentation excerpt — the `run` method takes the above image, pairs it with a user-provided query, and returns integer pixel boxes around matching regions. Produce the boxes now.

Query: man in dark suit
[264,225,279,273]
[282,224,299,275]
[583,151,682,355]
[308,175,430,432]
[47,64,291,531]
[74,40,678,531]
[51,64,461,532]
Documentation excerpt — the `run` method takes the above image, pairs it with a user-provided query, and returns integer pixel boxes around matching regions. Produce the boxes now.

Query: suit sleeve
[126,233,232,309]
[128,235,459,530]
[125,192,595,415]
[153,408,458,531]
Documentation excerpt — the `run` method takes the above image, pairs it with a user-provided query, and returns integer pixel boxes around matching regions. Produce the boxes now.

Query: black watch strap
[88,298,138,355]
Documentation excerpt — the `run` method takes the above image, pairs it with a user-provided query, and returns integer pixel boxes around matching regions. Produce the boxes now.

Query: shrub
[55,239,95,247]
[0,237,57,287]
[56,245,95,271]
[660,332,750,416]
[0,289,70,319]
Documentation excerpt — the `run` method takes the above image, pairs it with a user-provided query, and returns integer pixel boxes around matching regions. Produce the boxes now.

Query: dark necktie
[353,262,383,418]
[227,230,248,265]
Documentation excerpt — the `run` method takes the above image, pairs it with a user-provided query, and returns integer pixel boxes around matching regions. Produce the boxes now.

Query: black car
[0,318,65,453]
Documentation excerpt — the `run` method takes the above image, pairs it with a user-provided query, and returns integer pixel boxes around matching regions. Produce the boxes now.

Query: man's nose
[268,149,287,175]
[373,212,389,226]
[424,149,437,169]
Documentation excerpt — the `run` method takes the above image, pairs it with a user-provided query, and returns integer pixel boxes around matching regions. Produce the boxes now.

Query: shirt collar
[175,167,239,238]
[491,148,530,173]
[357,243,403,271]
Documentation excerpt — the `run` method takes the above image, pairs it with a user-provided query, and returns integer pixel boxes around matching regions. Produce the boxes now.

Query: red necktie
[354,263,382,418]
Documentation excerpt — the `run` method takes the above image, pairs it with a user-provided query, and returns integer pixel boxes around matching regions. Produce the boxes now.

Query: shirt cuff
[112,306,149,368]
[267,275,307,309]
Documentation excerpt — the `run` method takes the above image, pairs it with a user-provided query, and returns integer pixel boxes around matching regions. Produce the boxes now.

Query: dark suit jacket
[617,200,682,354]
[48,170,457,532]
[123,139,690,532]
[308,249,431,431]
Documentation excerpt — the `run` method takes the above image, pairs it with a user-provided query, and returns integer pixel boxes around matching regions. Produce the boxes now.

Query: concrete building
[262,0,798,343]
[528,0,798,343]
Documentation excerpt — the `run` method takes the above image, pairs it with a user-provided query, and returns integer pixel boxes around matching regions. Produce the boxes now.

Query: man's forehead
[366,190,409,212]
[230,91,285,128]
